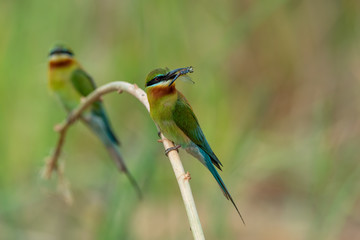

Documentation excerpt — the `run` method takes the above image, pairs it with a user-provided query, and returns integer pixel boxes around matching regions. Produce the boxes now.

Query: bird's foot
[158,131,163,143]
[184,171,191,181]
[165,145,181,156]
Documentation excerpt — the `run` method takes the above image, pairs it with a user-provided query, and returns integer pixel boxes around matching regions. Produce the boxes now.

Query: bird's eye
[154,75,164,82]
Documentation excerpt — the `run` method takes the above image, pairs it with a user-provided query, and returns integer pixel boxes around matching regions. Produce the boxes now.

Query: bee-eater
[48,45,141,198]
[145,67,244,223]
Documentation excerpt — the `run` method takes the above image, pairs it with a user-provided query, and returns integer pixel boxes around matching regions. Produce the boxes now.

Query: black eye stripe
[146,75,166,86]
[49,49,74,57]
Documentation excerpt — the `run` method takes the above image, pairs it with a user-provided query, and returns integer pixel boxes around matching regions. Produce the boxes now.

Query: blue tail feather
[199,148,245,224]
[82,115,142,199]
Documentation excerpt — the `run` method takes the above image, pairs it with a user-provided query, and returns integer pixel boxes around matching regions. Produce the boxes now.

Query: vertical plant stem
[160,136,205,239]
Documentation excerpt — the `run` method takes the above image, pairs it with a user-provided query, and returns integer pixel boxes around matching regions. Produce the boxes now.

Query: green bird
[145,67,244,223]
[48,45,141,198]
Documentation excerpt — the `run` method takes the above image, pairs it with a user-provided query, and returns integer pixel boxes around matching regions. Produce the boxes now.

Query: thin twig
[43,81,205,239]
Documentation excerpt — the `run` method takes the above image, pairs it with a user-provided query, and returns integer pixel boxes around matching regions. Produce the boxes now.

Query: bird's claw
[165,145,181,156]
[157,139,163,143]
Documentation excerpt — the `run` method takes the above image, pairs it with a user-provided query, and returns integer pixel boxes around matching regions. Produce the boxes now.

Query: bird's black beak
[166,67,194,86]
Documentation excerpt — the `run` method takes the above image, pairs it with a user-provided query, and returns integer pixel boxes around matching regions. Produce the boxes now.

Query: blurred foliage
[1,0,360,239]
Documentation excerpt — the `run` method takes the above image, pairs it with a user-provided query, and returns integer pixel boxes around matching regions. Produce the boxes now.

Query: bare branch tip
[54,123,64,132]
[58,177,74,205]
[41,156,55,179]
[80,97,87,104]
[41,167,52,180]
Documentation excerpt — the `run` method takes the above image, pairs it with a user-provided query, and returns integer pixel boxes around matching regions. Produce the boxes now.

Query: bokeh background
[1,0,360,239]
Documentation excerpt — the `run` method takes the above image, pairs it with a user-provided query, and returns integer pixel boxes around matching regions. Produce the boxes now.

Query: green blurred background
[1,0,360,239]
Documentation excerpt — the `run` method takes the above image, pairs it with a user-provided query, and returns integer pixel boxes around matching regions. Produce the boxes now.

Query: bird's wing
[173,92,223,170]
[71,69,119,145]
[71,68,97,96]
[70,68,103,114]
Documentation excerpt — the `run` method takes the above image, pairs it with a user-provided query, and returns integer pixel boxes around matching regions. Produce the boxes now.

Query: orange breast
[150,85,176,99]
[49,59,74,68]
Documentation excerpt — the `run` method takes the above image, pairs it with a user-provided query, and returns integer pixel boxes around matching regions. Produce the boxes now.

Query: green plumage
[146,67,244,223]
[173,93,223,170]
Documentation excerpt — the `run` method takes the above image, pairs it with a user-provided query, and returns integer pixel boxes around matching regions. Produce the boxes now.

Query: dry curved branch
[43,81,205,240]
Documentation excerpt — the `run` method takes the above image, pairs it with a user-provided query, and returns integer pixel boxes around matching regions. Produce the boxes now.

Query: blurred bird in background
[47,45,142,198]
